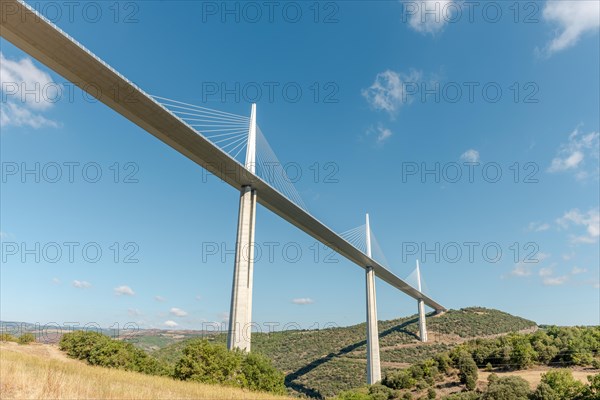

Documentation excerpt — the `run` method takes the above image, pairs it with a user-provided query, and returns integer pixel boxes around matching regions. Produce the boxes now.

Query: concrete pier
[365,214,381,384]
[416,260,428,343]
[227,185,257,352]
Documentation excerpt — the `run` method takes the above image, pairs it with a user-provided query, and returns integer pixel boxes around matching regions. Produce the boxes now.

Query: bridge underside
[1,0,444,385]
[0,0,445,314]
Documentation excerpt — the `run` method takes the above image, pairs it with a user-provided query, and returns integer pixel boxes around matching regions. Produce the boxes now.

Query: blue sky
[1,1,599,332]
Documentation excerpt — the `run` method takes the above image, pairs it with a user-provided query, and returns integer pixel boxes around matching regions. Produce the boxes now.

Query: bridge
[1,0,445,384]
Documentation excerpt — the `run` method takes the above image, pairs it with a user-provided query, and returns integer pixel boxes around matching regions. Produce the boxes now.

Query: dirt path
[0,342,75,363]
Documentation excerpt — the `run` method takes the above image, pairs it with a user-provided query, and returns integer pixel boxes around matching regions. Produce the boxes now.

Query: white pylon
[227,103,257,352]
[245,103,257,173]
[365,213,381,384]
[416,259,428,343]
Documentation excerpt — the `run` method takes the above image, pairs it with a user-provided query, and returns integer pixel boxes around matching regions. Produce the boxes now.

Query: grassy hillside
[152,307,536,398]
[0,342,292,400]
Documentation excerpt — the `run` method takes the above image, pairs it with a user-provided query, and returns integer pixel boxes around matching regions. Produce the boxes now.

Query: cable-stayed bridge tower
[365,214,382,383]
[416,260,428,343]
[227,104,257,352]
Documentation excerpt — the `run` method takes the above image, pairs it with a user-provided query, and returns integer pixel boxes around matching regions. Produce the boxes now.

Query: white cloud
[376,127,393,143]
[0,52,60,130]
[540,1,600,56]
[539,267,553,277]
[154,296,166,302]
[547,128,599,179]
[72,280,91,289]
[128,309,142,317]
[543,275,569,286]
[366,124,394,145]
[195,295,202,301]
[556,208,600,244]
[511,254,550,277]
[527,221,550,232]
[52,278,60,285]
[362,69,422,115]
[460,149,480,163]
[114,285,135,296]
[170,307,188,317]
[401,0,458,35]
[511,263,532,277]
[164,320,178,328]
[571,266,588,275]
[292,297,315,305]
[1,102,59,129]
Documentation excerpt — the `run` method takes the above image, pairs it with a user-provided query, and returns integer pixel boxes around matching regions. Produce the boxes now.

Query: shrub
[435,353,453,375]
[60,330,109,360]
[530,383,559,400]
[368,384,394,400]
[442,393,480,400]
[585,374,600,398]
[0,333,17,342]
[17,333,35,345]
[240,352,285,394]
[174,340,244,386]
[59,331,167,376]
[465,376,477,391]
[173,339,285,394]
[481,376,530,400]
[334,389,372,400]
[383,370,416,390]
[428,387,437,399]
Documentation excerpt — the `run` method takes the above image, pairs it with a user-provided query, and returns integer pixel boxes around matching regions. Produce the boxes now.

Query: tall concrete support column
[365,214,381,384]
[416,260,428,343]
[227,104,257,352]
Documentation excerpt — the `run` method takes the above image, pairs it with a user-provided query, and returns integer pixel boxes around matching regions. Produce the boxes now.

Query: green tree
[539,369,587,399]
[457,352,478,391]
[580,374,600,400]
[508,335,536,370]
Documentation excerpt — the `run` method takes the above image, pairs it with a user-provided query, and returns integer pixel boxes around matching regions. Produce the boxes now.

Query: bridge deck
[0,0,445,312]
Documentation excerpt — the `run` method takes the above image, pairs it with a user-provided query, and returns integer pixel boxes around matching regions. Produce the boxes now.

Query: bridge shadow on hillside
[285,317,420,399]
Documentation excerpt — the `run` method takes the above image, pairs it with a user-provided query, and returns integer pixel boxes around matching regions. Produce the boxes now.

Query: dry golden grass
[0,343,293,400]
